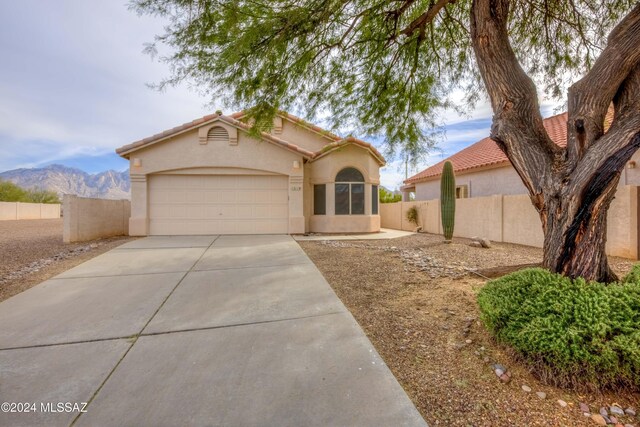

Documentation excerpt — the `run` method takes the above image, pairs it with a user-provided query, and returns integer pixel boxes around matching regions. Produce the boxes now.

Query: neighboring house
[402,111,640,200]
[116,111,385,236]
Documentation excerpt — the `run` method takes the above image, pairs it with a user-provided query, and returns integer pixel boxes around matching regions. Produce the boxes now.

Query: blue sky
[0,1,560,190]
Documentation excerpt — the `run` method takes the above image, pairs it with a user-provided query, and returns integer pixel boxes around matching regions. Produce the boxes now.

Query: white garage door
[148,174,289,235]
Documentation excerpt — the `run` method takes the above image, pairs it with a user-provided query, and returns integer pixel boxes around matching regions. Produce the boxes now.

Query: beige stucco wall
[279,118,332,153]
[16,202,41,219]
[619,150,640,186]
[379,201,420,232]
[606,185,639,259]
[0,202,18,220]
[305,144,381,233]
[63,195,130,243]
[415,166,527,200]
[0,202,61,220]
[380,202,402,230]
[502,194,544,247]
[381,186,639,259]
[455,195,504,242]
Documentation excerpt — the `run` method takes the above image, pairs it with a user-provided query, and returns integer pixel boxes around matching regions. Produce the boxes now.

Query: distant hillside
[0,164,130,200]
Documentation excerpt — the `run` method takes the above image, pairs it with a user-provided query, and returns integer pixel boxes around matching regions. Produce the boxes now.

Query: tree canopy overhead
[132,0,640,283]
[132,0,633,158]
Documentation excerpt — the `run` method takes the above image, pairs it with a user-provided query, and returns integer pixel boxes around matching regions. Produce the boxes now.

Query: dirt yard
[299,234,640,427]
[0,219,134,302]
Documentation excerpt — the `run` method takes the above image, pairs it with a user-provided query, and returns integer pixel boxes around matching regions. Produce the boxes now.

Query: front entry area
[148,174,289,235]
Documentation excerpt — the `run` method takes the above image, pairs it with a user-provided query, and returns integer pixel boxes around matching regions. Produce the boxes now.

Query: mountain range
[0,164,130,200]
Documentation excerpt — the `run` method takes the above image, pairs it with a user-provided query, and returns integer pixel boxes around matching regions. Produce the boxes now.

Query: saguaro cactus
[440,161,456,241]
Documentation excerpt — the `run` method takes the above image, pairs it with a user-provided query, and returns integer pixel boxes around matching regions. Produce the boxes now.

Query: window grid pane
[372,185,378,214]
[314,184,326,215]
[335,183,350,215]
[351,184,364,215]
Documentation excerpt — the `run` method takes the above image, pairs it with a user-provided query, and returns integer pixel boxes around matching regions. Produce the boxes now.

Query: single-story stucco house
[116,111,385,236]
[402,110,640,200]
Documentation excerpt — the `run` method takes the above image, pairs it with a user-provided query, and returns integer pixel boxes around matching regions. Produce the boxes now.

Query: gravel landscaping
[299,233,640,427]
[0,219,134,302]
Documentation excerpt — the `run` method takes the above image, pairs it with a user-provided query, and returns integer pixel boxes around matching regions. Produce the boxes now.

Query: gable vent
[207,126,229,144]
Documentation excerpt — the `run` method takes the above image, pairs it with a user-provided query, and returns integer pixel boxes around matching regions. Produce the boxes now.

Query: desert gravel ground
[299,233,640,427]
[0,219,134,302]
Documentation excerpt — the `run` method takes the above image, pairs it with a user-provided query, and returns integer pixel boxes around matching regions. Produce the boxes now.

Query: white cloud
[0,0,213,170]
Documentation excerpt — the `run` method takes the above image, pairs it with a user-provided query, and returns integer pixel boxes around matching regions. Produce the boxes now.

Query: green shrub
[0,180,27,202]
[24,189,60,204]
[379,187,402,203]
[477,268,640,390]
[406,206,419,226]
[0,180,60,204]
[623,263,640,284]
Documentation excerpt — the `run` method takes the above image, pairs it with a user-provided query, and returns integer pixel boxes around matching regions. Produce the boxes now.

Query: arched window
[207,126,229,144]
[335,167,365,215]
[336,167,364,182]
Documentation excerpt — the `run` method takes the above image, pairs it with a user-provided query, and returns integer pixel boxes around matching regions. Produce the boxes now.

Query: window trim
[455,185,469,199]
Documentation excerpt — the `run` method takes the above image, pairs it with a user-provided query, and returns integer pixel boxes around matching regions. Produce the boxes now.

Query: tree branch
[398,0,454,37]
[470,0,557,207]
[569,64,640,194]
[566,3,640,167]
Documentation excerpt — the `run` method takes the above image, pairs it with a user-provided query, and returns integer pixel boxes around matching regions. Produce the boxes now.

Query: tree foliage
[131,0,634,160]
[0,180,27,202]
[25,189,61,204]
[0,180,60,204]
[379,186,401,203]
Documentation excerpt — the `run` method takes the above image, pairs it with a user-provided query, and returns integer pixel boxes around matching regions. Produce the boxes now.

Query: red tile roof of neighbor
[116,111,385,165]
[404,110,613,185]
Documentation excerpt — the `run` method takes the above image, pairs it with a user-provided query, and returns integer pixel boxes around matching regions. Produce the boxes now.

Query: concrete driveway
[0,235,426,427]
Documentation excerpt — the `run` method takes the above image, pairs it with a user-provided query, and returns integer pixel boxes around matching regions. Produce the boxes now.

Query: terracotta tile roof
[405,110,613,184]
[116,111,385,164]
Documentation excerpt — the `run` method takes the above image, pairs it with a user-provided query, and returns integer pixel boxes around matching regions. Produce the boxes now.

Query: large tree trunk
[540,175,620,283]
[540,132,640,282]
[470,0,640,283]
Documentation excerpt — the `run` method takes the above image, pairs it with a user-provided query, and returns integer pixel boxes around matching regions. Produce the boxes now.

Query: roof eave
[310,139,386,166]
[115,114,315,160]
[404,160,511,184]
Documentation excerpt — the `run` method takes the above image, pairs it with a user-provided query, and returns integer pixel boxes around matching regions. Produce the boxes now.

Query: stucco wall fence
[380,185,640,260]
[0,202,61,220]
[63,195,130,243]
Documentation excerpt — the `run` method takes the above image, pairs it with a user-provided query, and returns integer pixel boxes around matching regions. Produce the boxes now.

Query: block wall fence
[0,202,61,220]
[380,185,639,260]
[63,195,130,243]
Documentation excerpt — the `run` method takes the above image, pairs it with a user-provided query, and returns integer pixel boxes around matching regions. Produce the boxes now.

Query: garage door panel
[218,191,238,204]
[271,205,289,218]
[272,192,289,204]
[149,175,289,235]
